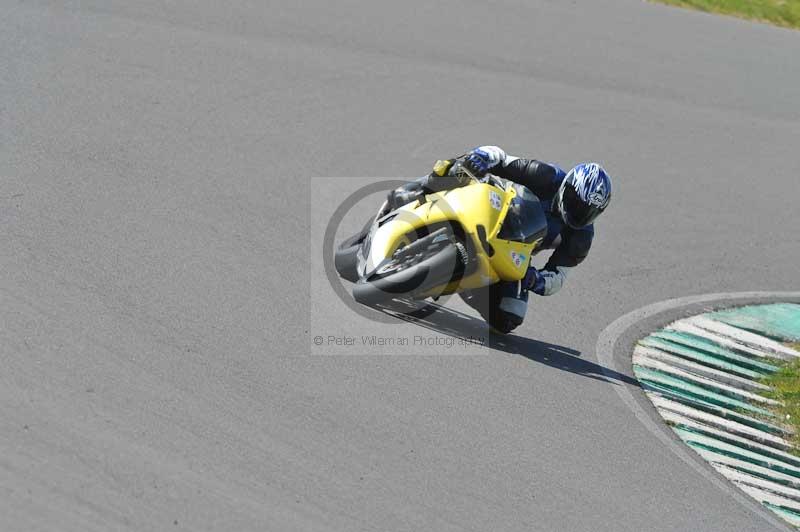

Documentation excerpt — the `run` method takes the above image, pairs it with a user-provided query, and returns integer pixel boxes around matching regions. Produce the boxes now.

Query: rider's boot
[491,281,528,334]
[460,281,528,334]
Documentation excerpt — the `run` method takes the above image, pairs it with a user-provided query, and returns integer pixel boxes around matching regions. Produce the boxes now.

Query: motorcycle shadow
[376,298,639,387]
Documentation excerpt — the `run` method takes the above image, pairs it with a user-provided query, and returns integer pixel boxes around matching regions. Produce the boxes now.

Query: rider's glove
[432,159,454,177]
[523,266,546,296]
[463,146,505,177]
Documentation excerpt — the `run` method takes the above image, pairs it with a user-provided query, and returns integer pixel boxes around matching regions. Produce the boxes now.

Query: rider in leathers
[388,146,613,333]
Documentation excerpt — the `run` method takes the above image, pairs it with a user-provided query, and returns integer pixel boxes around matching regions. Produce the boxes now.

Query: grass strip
[760,344,800,453]
[654,0,800,30]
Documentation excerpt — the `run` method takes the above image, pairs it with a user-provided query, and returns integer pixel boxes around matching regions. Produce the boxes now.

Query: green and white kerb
[633,303,800,528]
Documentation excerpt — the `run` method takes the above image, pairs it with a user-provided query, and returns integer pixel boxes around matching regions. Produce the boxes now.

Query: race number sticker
[489,190,502,210]
[510,251,526,268]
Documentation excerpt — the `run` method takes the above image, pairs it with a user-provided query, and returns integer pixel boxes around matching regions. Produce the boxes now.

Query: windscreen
[497,184,547,244]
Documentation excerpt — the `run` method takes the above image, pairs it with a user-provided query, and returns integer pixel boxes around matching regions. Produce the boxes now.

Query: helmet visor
[561,184,603,228]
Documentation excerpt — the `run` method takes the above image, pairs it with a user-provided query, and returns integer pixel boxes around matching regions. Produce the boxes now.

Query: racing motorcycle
[334,160,548,312]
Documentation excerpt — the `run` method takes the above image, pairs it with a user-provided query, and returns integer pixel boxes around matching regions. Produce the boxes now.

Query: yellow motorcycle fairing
[365,181,543,297]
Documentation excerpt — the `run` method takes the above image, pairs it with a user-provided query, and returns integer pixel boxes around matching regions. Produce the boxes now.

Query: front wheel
[335,230,367,283]
[334,217,374,283]
[352,242,466,307]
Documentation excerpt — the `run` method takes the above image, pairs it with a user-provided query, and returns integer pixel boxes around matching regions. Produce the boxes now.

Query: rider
[388,146,613,333]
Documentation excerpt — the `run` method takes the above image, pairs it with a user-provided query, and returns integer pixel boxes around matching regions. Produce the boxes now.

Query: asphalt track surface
[2,1,800,531]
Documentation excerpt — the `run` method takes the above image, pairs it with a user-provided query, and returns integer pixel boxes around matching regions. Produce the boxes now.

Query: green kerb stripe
[634,366,774,417]
[676,428,800,479]
[763,502,800,523]
[641,384,789,436]
[643,332,779,374]
[710,303,800,342]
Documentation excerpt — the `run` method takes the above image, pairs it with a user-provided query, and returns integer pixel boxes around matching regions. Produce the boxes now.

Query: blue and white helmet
[556,163,612,229]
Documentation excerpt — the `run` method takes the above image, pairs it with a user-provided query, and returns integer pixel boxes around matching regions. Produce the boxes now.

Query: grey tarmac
[2,1,799,531]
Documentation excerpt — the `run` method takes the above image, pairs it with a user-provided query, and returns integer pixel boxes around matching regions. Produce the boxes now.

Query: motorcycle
[334,160,549,317]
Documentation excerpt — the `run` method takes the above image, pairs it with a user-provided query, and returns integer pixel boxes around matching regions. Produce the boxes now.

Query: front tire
[333,232,367,283]
[352,243,464,307]
[335,226,370,283]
